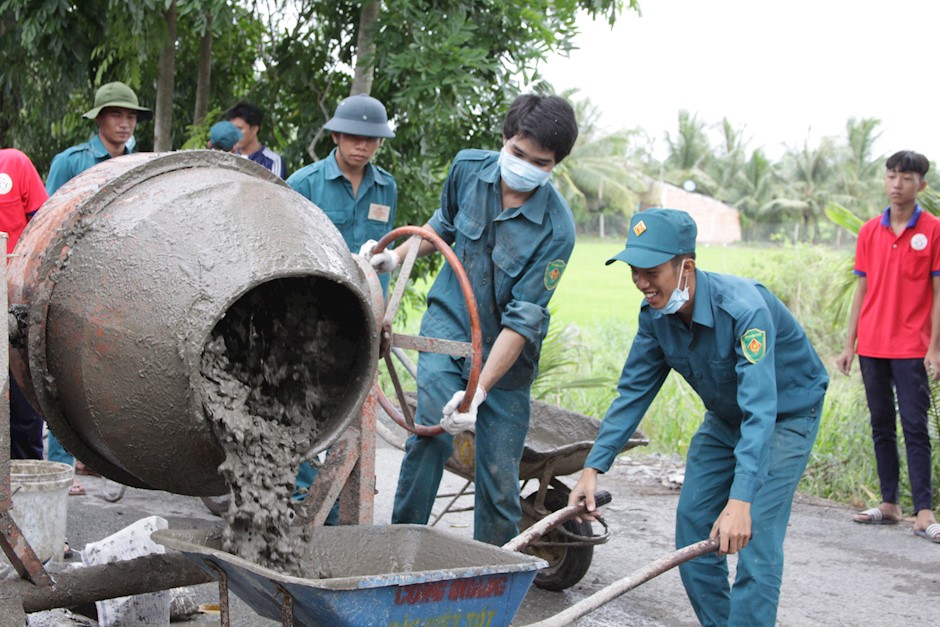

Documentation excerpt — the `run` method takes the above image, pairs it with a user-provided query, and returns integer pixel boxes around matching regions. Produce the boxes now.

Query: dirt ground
[25,438,940,626]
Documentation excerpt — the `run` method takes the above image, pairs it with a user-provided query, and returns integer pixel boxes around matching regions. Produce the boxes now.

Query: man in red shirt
[0,147,48,459]
[837,150,940,544]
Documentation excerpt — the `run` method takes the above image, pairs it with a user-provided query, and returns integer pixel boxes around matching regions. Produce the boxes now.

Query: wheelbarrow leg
[208,563,231,627]
[431,478,473,526]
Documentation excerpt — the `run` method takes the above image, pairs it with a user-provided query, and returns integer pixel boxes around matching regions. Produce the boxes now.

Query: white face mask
[498,146,552,192]
[656,259,690,316]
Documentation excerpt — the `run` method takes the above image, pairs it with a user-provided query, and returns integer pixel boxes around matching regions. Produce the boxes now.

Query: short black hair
[224,101,263,128]
[502,94,578,163]
[885,150,929,177]
[671,253,697,269]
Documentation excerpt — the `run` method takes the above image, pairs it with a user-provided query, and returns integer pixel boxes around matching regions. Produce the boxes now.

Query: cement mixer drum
[8,151,380,496]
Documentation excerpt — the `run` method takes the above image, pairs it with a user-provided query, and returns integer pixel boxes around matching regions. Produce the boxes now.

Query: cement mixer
[6,151,381,496]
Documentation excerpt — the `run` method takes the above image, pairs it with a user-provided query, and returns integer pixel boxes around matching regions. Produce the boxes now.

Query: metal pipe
[522,538,720,627]
[5,553,213,614]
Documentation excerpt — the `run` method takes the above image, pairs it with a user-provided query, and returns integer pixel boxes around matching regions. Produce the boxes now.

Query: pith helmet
[83,82,153,121]
[324,94,394,138]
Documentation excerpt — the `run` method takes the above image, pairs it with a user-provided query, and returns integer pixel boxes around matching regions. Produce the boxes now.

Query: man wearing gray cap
[568,208,828,626]
[287,94,397,515]
[288,93,397,264]
[46,81,152,196]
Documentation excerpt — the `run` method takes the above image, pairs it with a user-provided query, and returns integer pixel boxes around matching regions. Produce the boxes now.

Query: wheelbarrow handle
[503,491,611,553]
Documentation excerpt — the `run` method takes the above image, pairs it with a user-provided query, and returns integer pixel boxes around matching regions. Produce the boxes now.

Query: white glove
[357,239,378,258]
[440,385,487,435]
[357,239,399,273]
[370,250,399,273]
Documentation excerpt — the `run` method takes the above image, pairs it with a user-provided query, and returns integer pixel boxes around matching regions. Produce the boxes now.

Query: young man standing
[45,81,151,494]
[224,101,288,179]
[836,150,940,544]
[287,94,396,515]
[46,81,152,196]
[287,94,396,269]
[569,208,828,626]
[1,147,48,460]
[367,94,578,546]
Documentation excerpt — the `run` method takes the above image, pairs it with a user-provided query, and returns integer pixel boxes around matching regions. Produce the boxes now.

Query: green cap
[83,82,153,121]
[606,208,697,269]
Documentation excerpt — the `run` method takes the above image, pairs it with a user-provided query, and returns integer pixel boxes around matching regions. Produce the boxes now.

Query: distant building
[640,181,741,245]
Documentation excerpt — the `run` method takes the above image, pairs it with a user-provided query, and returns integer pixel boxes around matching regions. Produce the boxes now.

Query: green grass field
[550,238,768,328]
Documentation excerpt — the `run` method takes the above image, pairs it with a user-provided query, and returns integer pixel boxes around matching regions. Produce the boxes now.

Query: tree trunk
[153,1,177,152]
[349,0,379,96]
[599,213,606,238]
[193,16,213,127]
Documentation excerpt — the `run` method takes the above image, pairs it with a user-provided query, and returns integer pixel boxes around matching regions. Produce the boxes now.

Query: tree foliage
[1,0,637,234]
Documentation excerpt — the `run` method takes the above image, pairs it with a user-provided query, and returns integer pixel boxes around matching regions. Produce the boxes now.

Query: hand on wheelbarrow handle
[503,491,612,553]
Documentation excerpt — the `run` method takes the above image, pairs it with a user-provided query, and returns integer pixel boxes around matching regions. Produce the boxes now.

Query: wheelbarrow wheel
[521,488,594,592]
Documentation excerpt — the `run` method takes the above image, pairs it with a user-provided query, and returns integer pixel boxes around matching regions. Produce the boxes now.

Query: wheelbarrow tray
[448,399,648,482]
[153,525,546,627]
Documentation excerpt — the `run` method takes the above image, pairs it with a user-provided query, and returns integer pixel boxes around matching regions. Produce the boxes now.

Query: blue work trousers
[676,404,821,627]
[858,356,934,513]
[391,352,531,546]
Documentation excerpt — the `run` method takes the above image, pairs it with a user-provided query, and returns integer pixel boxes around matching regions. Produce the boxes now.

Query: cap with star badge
[606,208,697,269]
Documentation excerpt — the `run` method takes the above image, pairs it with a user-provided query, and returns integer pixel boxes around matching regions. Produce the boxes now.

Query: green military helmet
[324,94,395,138]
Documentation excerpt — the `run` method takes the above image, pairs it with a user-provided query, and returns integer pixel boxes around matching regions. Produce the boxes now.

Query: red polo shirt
[0,148,47,254]
[855,206,940,358]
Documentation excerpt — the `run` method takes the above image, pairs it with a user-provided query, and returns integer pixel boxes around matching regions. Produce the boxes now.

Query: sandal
[852,507,900,525]
[68,481,86,497]
[914,523,940,544]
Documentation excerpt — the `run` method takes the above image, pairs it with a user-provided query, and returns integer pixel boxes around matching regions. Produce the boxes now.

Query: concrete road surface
[21,437,940,626]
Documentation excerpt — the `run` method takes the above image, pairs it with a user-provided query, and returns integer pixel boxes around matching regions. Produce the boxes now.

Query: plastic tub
[4,460,73,565]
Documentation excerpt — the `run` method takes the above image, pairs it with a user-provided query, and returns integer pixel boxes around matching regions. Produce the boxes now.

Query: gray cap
[324,94,394,138]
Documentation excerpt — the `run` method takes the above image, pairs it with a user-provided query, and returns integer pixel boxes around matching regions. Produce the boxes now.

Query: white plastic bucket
[3,460,73,565]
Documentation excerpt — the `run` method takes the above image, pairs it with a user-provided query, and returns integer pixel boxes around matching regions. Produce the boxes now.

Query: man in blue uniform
[45,81,151,495]
[568,208,828,626]
[46,81,152,196]
[288,94,396,292]
[287,94,396,515]
[366,94,579,546]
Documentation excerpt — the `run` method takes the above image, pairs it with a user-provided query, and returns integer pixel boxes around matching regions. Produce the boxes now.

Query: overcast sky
[539,0,939,162]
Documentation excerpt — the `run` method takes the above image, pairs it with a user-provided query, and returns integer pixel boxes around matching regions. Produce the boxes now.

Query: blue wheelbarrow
[153,492,718,627]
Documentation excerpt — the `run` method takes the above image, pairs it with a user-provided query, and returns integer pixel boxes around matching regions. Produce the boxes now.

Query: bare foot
[913,508,938,533]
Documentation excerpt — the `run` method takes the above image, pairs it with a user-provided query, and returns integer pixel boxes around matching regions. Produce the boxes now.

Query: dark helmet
[324,94,394,138]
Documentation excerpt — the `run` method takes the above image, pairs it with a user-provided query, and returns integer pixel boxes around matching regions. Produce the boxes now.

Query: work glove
[440,385,487,434]
[357,239,399,274]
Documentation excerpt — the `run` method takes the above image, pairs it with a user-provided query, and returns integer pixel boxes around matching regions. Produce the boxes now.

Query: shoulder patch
[741,328,766,364]
[544,259,566,290]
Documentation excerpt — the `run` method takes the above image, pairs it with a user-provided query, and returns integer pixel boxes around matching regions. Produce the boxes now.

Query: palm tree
[552,97,648,237]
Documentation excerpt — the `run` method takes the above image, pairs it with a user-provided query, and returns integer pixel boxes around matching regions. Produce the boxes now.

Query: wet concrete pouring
[200,280,332,576]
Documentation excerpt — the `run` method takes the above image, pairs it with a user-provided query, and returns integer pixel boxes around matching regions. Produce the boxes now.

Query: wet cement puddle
[200,279,337,576]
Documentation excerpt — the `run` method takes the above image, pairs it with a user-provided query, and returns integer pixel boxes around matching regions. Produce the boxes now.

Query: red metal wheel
[372,226,483,437]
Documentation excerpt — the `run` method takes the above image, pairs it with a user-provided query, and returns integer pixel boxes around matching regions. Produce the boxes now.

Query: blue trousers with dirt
[676,403,822,627]
[391,351,531,546]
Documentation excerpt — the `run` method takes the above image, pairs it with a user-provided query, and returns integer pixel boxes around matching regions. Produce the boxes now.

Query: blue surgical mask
[498,146,552,192]
[656,259,690,317]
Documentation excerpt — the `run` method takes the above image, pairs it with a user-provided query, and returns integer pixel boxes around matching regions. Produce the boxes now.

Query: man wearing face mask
[568,208,828,626]
[363,93,578,546]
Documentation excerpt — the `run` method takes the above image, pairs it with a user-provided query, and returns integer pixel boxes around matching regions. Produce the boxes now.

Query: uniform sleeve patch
[741,328,766,364]
[544,259,566,290]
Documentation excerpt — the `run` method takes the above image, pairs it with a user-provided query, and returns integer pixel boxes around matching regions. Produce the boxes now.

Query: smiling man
[364,93,579,546]
[46,82,152,196]
[568,208,828,626]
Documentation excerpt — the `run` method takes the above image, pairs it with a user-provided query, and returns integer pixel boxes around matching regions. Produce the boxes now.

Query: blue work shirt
[46,134,135,195]
[287,148,397,252]
[585,270,828,502]
[423,149,576,390]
